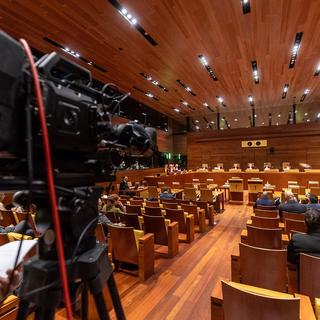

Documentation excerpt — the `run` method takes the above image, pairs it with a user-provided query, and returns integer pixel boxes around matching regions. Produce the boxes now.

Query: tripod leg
[17,299,30,320]
[107,274,126,320]
[81,282,88,320]
[34,307,56,320]
[92,290,110,320]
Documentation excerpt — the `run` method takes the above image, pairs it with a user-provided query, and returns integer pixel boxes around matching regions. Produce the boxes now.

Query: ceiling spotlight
[210,121,215,124]
[176,80,196,95]
[147,76,152,81]
[251,61,259,84]
[198,54,218,81]
[132,18,137,24]
[317,113,320,118]
[307,119,310,122]
[121,8,128,14]
[278,114,281,118]
[234,118,238,122]
[152,80,159,85]
[241,0,251,14]
[195,120,199,123]
[216,96,224,103]
[173,108,180,113]
[182,101,188,106]
[315,64,320,76]
[146,93,154,98]
[304,112,308,116]
[300,88,310,102]
[304,89,310,94]
[248,96,253,102]
[262,122,265,125]
[203,102,209,107]
[195,126,200,130]
[282,84,289,99]
[186,87,192,92]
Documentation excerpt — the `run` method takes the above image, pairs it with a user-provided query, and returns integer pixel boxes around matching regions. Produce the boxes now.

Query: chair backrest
[184,183,194,188]
[120,195,131,200]
[130,199,144,207]
[132,196,143,200]
[144,206,163,216]
[165,208,186,233]
[148,186,159,199]
[105,211,119,223]
[195,200,210,218]
[180,203,199,224]
[256,205,278,210]
[159,198,176,204]
[251,216,280,228]
[284,219,307,235]
[254,209,278,218]
[177,199,192,205]
[184,187,197,201]
[246,225,282,249]
[221,281,300,320]
[143,214,168,246]
[125,204,142,215]
[145,200,160,207]
[239,243,287,292]
[200,189,213,202]
[0,210,16,226]
[283,211,305,221]
[310,187,320,197]
[162,202,178,209]
[119,212,141,230]
[172,181,181,188]
[108,225,139,265]
[300,253,320,302]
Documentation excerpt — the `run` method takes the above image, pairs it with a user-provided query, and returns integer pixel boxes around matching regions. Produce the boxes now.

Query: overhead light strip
[139,72,168,91]
[289,32,303,68]
[180,100,196,111]
[133,86,159,101]
[203,102,215,113]
[198,54,218,81]
[176,80,197,96]
[248,95,254,107]
[241,0,251,14]
[108,0,158,46]
[300,88,310,102]
[251,60,259,84]
[282,84,289,99]
[43,37,107,73]
[216,96,226,107]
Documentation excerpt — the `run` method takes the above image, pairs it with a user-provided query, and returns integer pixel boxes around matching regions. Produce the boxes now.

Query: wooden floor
[110,202,252,320]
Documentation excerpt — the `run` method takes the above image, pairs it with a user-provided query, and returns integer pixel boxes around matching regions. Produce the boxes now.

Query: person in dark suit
[306,194,320,210]
[255,191,275,207]
[119,176,129,195]
[159,186,176,200]
[279,191,306,217]
[287,208,320,266]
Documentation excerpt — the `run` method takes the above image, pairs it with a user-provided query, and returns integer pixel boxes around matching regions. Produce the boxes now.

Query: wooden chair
[180,203,206,233]
[310,187,320,197]
[177,199,192,205]
[254,209,278,218]
[300,253,320,303]
[238,243,287,292]
[200,188,214,202]
[172,181,181,188]
[162,202,178,209]
[256,205,278,211]
[159,198,177,204]
[105,211,119,223]
[184,187,197,201]
[108,225,154,281]
[119,195,130,200]
[0,295,19,320]
[165,208,194,243]
[132,196,143,200]
[13,212,40,237]
[246,225,283,249]
[145,200,160,207]
[119,212,142,230]
[0,210,16,226]
[130,199,144,207]
[215,281,301,320]
[148,186,158,199]
[125,204,142,215]
[195,200,214,226]
[251,215,280,228]
[283,211,305,221]
[284,219,307,236]
[144,206,163,216]
[143,214,179,258]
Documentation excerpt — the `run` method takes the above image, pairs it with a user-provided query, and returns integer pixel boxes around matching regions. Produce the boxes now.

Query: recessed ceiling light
[210,121,215,124]
[304,89,310,94]
[195,126,200,130]
[234,118,238,122]
[198,54,218,81]
[304,112,308,116]
[248,95,254,106]
[203,102,208,107]
[216,96,224,103]
[315,64,320,76]
[139,73,168,92]
[241,0,251,14]
[254,114,257,118]
[282,84,289,99]
[146,93,154,98]
[173,108,180,113]
[278,114,281,117]
[307,119,310,122]
[262,122,265,125]
[289,32,303,68]
[176,80,196,96]
[276,122,279,126]
[121,8,127,14]
[195,120,199,123]
[251,61,259,84]
[182,101,188,106]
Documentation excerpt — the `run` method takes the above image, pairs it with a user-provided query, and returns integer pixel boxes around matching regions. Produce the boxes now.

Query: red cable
[19,39,74,320]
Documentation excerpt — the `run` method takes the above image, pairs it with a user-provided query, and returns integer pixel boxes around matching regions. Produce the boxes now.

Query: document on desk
[0,240,37,277]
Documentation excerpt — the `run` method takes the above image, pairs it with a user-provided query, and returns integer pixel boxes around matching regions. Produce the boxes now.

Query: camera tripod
[10,185,125,320]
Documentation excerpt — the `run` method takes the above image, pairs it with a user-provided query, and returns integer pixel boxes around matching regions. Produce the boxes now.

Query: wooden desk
[229,178,244,204]
[145,171,320,190]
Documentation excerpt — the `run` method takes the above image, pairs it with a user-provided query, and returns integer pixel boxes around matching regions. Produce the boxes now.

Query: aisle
[111,203,252,320]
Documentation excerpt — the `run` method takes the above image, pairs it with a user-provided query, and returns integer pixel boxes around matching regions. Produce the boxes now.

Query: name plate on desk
[283,169,300,173]
[264,169,279,172]
[245,169,260,172]
[229,169,242,172]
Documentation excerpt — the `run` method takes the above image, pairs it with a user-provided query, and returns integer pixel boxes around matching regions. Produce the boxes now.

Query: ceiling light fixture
[241,0,251,14]
[180,100,195,111]
[173,108,180,113]
[282,84,289,99]
[251,61,259,84]
[176,80,197,96]
[248,95,254,106]
[203,102,215,112]
[289,32,303,68]
[133,86,159,101]
[314,64,320,76]
[216,96,226,107]
[139,73,168,92]
[300,88,310,102]
[198,54,218,81]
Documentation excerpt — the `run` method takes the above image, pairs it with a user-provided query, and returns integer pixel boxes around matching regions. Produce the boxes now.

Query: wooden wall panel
[173,134,187,155]
[187,123,320,170]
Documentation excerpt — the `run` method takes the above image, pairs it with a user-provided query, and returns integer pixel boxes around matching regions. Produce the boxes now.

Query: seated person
[0,220,34,237]
[119,176,129,195]
[287,208,320,266]
[112,194,126,213]
[279,191,306,217]
[101,195,124,218]
[255,191,275,207]
[159,186,176,200]
[118,160,126,169]
[306,194,320,210]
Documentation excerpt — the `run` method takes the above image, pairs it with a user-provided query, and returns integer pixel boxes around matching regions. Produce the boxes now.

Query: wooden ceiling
[1,0,320,124]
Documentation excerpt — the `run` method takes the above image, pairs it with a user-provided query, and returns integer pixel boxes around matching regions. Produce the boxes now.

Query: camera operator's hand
[0,269,20,300]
